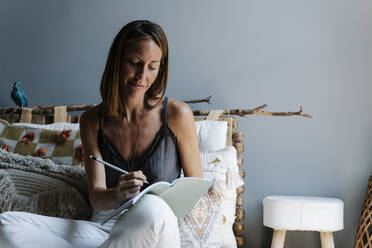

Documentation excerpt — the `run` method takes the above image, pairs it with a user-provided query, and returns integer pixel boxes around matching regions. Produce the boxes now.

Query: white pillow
[180,146,244,248]
[195,121,228,151]
[13,122,80,131]
[201,146,244,192]
[201,146,244,248]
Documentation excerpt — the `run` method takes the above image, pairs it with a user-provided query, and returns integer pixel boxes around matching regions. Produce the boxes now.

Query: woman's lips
[129,82,145,88]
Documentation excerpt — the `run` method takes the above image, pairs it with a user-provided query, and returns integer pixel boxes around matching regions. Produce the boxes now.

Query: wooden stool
[263,195,344,248]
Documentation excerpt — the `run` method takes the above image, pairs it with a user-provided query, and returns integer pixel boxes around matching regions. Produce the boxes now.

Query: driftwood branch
[183,95,211,104]
[0,96,212,115]
[193,105,313,118]
[0,97,313,118]
[0,104,97,115]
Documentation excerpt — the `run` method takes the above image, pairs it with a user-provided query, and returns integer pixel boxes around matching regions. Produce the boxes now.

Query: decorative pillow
[0,169,91,220]
[0,119,83,166]
[178,188,223,248]
[181,146,244,248]
[201,146,244,248]
[195,121,228,151]
[13,122,80,131]
[10,120,228,160]
[0,149,91,220]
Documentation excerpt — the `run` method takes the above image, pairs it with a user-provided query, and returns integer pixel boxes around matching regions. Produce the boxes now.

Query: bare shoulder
[166,98,193,122]
[166,98,194,138]
[79,104,101,131]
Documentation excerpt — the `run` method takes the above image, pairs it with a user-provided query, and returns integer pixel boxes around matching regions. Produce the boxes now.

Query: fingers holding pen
[115,171,147,201]
[116,171,147,191]
[119,170,148,184]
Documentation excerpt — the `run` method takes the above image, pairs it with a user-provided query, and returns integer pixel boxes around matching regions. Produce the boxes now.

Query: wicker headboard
[0,105,246,247]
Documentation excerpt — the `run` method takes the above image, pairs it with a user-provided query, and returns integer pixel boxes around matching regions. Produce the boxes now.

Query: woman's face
[121,38,162,97]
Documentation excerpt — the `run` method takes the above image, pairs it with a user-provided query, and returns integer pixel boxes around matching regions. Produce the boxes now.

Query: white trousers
[0,194,180,248]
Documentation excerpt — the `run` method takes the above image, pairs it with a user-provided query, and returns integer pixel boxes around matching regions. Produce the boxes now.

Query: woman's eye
[127,59,138,65]
[149,66,157,71]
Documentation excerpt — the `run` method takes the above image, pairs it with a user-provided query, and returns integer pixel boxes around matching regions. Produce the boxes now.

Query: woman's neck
[121,95,146,123]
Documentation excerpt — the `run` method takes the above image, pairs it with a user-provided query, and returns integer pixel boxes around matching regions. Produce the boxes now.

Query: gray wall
[1,0,372,247]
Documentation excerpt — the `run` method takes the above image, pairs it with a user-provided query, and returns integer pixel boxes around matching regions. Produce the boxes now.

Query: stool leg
[271,230,286,248]
[320,232,334,248]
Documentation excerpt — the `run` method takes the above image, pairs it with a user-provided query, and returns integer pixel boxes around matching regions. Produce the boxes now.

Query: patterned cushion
[180,146,244,248]
[178,188,223,247]
[12,122,80,131]
[0,119,83,166]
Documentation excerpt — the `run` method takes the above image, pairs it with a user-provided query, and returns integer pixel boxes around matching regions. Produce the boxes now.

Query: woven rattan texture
[354,176,372,248]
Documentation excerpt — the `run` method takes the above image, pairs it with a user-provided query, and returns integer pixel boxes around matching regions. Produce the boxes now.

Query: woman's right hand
[114,170,147,203]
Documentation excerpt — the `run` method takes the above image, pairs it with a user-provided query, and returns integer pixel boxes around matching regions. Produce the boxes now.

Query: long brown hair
[100,20,169,117]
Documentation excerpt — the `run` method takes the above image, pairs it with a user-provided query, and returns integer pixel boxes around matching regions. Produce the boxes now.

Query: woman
[0,20,202,248]
[81,19,202,247]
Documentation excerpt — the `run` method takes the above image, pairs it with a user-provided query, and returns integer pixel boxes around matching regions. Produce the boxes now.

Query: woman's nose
[135,65,145,80]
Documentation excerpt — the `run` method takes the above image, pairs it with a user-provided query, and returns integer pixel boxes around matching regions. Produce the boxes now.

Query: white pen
[89,155,149,184]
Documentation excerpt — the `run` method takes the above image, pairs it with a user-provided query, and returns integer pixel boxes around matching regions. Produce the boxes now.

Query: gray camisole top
[98,97,181,189]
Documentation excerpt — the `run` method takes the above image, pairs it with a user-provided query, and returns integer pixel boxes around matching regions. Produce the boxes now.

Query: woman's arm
[80,107,146,210]
[167,99,203,178]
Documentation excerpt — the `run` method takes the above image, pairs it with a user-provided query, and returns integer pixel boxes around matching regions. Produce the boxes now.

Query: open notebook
[102,177,213,225]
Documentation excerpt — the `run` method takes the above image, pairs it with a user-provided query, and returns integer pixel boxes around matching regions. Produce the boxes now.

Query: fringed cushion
[201,146,244,247]
[0,169,91,220]
[0,149,92,220]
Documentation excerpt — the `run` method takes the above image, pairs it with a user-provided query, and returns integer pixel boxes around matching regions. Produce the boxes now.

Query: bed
[0,103,247,247]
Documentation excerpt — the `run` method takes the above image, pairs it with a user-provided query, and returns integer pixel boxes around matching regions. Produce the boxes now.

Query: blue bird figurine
[11,81,28,107]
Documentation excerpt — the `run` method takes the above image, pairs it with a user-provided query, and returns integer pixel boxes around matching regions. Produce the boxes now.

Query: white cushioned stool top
[263,195,344,232]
